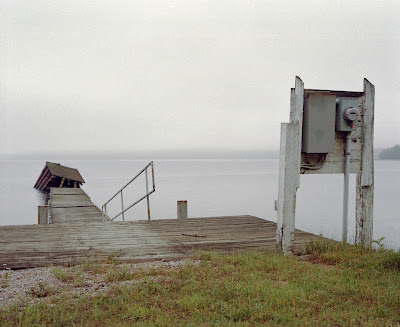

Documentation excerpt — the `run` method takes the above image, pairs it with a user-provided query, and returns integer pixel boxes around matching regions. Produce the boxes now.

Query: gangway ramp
[49,188,103,224]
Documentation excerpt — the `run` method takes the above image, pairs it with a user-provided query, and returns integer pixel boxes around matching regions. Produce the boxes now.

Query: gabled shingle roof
[46,162,85,183]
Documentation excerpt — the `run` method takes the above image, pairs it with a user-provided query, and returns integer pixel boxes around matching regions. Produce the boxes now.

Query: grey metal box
[336,98,359,132]
[302,94,336,153]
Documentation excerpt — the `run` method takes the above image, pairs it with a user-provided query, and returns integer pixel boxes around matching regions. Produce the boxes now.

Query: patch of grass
[103,265,135,282]
[304,239,400,271]
[80,255,127,278]
[1,246,399,326]
[1,272,9,289]
[28,282,56,298]
[50,267,72,282]
[51,267,85,287]
[80,256,107,274]
[194,250,219,261]
[1,264,11,289]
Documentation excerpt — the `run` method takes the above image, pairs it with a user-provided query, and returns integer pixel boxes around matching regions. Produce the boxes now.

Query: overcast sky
[1,0,399,158]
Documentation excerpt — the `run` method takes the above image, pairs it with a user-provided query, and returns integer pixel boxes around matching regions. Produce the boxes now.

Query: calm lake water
[0,159,398,249]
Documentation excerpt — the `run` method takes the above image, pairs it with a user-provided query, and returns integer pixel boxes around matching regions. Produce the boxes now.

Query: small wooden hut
[34,162,85,192]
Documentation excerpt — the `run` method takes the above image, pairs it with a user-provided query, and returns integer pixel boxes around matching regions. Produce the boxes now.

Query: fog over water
[1,1,400,157]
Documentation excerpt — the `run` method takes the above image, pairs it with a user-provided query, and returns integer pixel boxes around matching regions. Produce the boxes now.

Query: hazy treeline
[379,144,400,160]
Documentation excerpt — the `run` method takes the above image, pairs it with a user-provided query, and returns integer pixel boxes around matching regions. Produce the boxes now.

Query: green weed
[1,272,9,289]
[303,239,400,271]
[80,256,107,274]
[28,282,56,298]
[103,265,134,282]
[51,266,86,287]
[1,247,399,326]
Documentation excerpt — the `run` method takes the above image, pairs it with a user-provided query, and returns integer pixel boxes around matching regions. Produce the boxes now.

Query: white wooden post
[276,76,304,253]
[177,201,188,219]
[290,76,305,190]
[276,123,299,252]
[355,79,375,247]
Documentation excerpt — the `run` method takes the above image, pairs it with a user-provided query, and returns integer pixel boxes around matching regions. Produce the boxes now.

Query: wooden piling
[38,206,48,224]
[177,201,188,219]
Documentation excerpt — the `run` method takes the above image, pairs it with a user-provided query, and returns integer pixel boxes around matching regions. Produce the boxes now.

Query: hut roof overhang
[34,162,85,191]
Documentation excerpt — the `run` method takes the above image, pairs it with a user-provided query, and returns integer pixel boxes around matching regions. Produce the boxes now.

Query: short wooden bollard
[38,206,48,224]
[177,201,188,219]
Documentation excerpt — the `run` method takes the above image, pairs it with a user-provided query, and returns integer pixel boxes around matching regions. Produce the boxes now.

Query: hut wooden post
[355,79,375,247]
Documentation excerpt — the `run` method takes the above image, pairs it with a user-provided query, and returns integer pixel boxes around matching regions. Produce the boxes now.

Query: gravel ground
[0,259,199,309]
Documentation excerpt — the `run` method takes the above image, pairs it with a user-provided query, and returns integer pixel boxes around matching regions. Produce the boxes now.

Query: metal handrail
[101,161,155,222]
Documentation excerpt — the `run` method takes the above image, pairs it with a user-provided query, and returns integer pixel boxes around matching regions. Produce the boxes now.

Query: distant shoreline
[0,150,280,161]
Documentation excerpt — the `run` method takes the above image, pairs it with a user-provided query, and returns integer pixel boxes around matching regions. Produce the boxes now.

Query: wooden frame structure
[276,77,375,253]
[34,162,85,192]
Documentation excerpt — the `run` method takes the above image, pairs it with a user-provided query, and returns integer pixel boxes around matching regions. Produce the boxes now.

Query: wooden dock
[0,216,322,269]
[49,188,103,224]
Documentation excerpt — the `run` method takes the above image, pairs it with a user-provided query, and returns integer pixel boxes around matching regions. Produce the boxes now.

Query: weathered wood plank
[303,158,361,175]
[50,195,94,208]
[0,216,322,268]
[50,188,86,195]
[355,79,375,247]
[50,207,103,223]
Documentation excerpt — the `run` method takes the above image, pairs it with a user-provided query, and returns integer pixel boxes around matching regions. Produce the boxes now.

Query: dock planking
[49,188,103,224]
[0,216,323,269]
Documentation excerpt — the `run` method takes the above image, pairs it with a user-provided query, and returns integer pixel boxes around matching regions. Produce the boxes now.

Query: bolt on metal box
[302,94,336,153]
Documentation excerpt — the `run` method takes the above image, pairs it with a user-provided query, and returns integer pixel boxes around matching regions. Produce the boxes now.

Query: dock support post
[38,206,48,224]
[355,79,375,247]
[177,201,188,219]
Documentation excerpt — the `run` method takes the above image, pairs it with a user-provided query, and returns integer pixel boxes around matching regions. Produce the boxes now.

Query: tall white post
[355,79,375,247]
[276,77,304,253]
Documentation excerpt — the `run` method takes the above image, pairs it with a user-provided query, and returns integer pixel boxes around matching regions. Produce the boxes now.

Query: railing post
[151,161,155,192]
[120,191,125,221]
[103,204,108,222]
[146,168,151,220]
[177,201,188,219]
